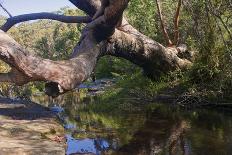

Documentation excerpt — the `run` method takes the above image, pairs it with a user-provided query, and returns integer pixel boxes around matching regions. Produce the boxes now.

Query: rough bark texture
[0,0,194,96]
[104,18,193,76]
[0,30,100,97]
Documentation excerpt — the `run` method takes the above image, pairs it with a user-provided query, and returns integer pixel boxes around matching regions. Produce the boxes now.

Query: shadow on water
[0,97,54,120]
[32,80,232,155]
[66,135,110,155]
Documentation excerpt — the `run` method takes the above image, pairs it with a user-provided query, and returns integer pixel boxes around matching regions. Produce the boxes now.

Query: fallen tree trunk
[0,0,194,96]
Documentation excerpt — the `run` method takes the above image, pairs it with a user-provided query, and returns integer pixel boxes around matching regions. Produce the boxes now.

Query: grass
[79,71,179,114]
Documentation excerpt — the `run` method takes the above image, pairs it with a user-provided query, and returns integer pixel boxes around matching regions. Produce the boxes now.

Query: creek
[32,79,232,155]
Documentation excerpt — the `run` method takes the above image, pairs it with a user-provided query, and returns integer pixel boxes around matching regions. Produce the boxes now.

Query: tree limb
[69,0,100,17]
[155,0,173,46]
[0,3,12,18]
[105,20,193,78]
[78,0,130,43]
[173,0,182,45]
[1,13,92,32]
[0,29,100,97]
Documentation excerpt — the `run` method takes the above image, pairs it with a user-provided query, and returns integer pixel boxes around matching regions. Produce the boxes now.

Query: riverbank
[0,97,65,155]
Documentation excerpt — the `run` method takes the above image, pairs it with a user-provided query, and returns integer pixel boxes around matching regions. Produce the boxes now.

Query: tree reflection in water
[33,91,232,155]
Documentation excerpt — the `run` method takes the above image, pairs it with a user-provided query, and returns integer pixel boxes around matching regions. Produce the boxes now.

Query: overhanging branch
[1,12,92,32]
[0,29,100,97]
[69,0,100,16]
[0,0,195,97]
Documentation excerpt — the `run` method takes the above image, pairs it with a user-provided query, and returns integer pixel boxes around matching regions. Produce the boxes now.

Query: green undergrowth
[80,71,186,114]
[186,63,232,103]
[81,64,232,116]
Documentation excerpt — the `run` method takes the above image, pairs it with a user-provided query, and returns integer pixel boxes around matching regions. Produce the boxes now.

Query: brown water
[32,89,232,155]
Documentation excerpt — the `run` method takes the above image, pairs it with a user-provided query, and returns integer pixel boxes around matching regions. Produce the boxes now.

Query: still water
[32,87,232,155]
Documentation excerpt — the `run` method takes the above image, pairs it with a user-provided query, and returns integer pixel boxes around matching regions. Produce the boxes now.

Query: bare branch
[155,0,173,46]
[173,0,182,45]
[69,0,100,16]
[0,2,12,17]
[1,12,92,32]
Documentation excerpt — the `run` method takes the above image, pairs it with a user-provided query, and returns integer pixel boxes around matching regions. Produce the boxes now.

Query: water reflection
[33,90,232,155]
[66,135,110,155]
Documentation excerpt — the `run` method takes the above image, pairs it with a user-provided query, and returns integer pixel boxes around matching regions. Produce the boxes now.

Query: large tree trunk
[0,0,194,96]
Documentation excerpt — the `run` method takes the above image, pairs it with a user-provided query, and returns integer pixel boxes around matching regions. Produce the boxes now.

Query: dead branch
[0,2,12,18]
[1,13,91,32]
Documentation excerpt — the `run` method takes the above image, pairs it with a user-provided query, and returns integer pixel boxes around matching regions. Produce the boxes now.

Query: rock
[0,97,65,155]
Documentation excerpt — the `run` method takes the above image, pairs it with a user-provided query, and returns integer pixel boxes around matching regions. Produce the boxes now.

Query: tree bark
[105,20,193,78]
[0,0,194,96]
[0,29,100,97]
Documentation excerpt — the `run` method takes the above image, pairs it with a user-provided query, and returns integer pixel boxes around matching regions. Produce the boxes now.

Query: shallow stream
[32,79,232,155]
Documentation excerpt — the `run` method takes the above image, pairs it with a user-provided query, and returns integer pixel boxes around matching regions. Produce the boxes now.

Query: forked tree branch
[173,0,182,45]
[155,0,173,46]
[1,13,92,32]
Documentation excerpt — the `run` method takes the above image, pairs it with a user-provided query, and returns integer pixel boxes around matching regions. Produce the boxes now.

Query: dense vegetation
[0,0,231,104]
